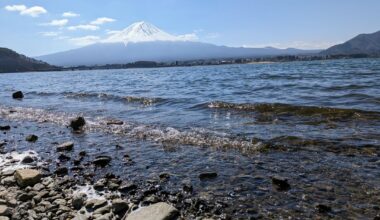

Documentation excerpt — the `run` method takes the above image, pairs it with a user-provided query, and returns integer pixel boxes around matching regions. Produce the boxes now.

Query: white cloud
[204,33,220,39]
[69,35,101,46]
[5,5,47,17]
[68,25,99,31]
[40,31,61,37]
[42,19,68,27]
[90,17,116,25]
[62,12,79,17]
[4,5,26,11]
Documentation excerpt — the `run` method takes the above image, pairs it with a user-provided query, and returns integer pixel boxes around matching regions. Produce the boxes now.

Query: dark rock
[316,204,332,213]
[112,199,128,213]
[57,142,74,151]
[12,91,24,99]
[21,156,35,164]
[58,154,71,161]
[79,151,87,157]
[118,182,137,193]
[25,134,38,142]
[72,193,87,210]
[159,172,170,180]
[182,182,193,193]
[69,117,86,131]
[55,167,68,176]
[199,172,218,180]
[106,120,124,125]
[93,156,111,167]
[271,177,291,191]
[0,126,10,131]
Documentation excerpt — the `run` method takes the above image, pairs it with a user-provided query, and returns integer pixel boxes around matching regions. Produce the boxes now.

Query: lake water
[1,58,380,218]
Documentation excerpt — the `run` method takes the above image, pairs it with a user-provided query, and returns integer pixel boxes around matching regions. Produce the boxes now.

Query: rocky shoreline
[0,118,231,220]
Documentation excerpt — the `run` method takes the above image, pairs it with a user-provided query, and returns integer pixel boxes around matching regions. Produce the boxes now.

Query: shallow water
[1,58,380,218]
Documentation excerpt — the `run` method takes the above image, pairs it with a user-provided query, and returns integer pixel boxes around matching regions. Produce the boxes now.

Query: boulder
[25,134,38,142]
[14,169,41,187]
[57,142,74,151]
[12,91,24,99]
[93,156,112,167]
[125,202,178,220]
[70,117,86,131]
[112,199,128,213]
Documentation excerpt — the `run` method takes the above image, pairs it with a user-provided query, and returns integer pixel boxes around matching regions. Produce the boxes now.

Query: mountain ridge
[322,30,380,55]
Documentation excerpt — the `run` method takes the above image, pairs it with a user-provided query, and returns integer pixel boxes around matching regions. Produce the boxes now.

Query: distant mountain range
[322,30,380,56]
[0,48,59,73]
[37,21,320,67]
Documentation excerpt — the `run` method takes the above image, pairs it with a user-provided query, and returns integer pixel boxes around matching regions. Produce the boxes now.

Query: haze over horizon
[1,0,380,57]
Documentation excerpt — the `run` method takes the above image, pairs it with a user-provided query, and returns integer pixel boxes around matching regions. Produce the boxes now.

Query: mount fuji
[38,21,319,67]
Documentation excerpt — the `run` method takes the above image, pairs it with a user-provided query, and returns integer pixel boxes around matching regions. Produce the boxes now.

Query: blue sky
[1,0,379,56]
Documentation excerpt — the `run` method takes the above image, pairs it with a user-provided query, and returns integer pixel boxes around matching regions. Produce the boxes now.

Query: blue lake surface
[0,58,379,218]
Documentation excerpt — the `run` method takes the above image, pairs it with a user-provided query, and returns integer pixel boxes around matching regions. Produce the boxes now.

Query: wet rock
[271,176,290,191]
[0,126,10,131]
[125,202,178,220]
[55,167,68,176]
[21,155,35,164]
[58,154,71,161]
[119,182,137,193]
[25,134,38,142]
[79,151,87,157]
[106,120,124,125]
[72,193,87,210]
[57,142,74,151]
[12,91,24,99]
[316,204,332,213]
[85,199,107,210]
[159,172,170,180]
[182,181,193,193]
[93,205,110,215]
[70,117,86,131]
[93,156,112,167]
[199,172,218,180]
[14,169,41,187]
[112,199,128,214]
[94,179,107,191]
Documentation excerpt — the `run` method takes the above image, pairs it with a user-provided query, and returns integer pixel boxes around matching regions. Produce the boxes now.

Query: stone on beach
[125,202,179,220]
[12,91,24,99]
[14,169,41,187]
[21,155,35,164]
[0,205,10,216]
[70,116,86,131]
[57,141,74,151]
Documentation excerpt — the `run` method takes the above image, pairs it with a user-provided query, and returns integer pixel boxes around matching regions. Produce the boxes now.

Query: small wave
[0,150,40,172]
[202,101,380,122]
[27,91,166,106]
[0,105,264,153]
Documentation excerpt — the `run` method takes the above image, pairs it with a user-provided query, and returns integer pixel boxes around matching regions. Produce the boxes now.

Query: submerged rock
[93,156,112,167]
[106,119,124,125]
[57,141,74,151]
[271,177,291,191]
[25,134,38,142]
[14,169,41,187]
[125,202,178,220]
[316,204,332,213]
[199,172,218,180]
[12,91,24,99]
[70,117,86,131]
[0,126,10,131]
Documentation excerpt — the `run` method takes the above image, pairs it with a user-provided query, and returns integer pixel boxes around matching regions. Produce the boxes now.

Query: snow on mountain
[104,21,197,44]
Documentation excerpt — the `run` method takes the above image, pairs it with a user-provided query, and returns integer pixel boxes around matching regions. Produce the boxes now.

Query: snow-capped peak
[104,21,197,44]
